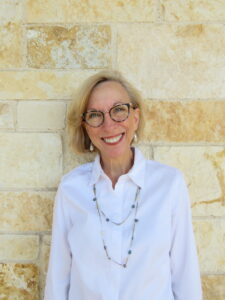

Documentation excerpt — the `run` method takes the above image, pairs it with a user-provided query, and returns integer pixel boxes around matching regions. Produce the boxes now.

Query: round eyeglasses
[82,103,135,128]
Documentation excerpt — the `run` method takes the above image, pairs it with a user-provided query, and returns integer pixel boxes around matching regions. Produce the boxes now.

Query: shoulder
[147,159,181,176]
[135,147,184,186]
[145,158,184,186]
[59,162,93,190]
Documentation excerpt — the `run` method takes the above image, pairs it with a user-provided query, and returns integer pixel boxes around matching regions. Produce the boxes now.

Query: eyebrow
[86,101,125,112]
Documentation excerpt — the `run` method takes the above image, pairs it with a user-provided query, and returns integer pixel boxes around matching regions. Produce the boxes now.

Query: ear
[133,108,140,131]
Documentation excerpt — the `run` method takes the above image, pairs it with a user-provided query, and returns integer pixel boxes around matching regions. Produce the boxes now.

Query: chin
[101,144,131,160]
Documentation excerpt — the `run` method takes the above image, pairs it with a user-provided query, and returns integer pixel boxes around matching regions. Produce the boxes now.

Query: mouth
[101,133,124,145]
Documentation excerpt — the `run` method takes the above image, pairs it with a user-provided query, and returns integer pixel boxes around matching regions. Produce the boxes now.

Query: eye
[87,111,102,119]
[113,105,127,113]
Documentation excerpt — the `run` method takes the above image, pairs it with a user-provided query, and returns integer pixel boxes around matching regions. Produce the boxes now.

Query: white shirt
[44,147,202,300]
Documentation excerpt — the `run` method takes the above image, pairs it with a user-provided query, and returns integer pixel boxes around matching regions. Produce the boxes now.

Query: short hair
[67,70,145,154]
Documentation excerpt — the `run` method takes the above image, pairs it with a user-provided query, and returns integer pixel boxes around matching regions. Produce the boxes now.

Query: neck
[100,148,134,188]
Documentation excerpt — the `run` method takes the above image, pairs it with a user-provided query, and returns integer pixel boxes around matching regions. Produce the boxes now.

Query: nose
[102,111,116,128]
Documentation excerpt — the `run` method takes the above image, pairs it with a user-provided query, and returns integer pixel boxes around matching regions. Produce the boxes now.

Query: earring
[90,143,94,152]
[133,133,138,143]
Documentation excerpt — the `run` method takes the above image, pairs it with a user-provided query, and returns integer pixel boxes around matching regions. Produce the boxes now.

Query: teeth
[103,134,122,144]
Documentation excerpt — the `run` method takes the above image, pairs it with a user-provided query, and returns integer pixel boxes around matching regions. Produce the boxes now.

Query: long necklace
[93,184,141,268]
[93,185,140,225]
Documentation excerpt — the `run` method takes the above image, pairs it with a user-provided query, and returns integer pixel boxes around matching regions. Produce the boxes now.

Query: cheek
[85,126,99,141]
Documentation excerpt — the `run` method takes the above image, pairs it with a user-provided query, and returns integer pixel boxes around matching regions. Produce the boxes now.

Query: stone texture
[161,0,225,22]
[0,70,95,100]
[154,147,225,216]
[193,220,225,273]
[40,236,51,298]
[0,102,15,129]
[144,101,225,142]
[135,143,154,160]
[26,0,66,23]
[26,0,156,23]
[27,25,111,69]
[117,24,225,99]
[0,235,39,260]
[202,275,225,300]
[0,192,54,232]
[0,133,62,188]
[40,236,51,278]
[63,131,95,174]
[17,101,66,130]
[0,263,38,299]
[0,23,23,68]
[0,0,23,24]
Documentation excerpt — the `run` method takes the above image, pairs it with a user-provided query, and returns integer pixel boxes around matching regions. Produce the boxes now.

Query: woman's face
[84,81,140,160]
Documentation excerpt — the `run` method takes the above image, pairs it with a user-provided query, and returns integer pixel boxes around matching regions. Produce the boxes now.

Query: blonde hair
[67,70,145,153]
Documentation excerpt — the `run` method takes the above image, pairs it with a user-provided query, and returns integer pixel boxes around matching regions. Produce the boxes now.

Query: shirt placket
[108,184,124,300]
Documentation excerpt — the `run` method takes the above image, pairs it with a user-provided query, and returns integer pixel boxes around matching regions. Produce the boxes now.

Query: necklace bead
[93,184,141,268]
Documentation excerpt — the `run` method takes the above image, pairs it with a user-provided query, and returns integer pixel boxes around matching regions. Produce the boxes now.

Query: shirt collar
[89,147,146,189]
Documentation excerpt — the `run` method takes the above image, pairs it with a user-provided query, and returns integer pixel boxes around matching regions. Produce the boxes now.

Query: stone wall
[0,0,225,299]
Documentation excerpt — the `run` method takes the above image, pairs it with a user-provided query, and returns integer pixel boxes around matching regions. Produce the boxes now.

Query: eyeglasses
[82,103,135,128]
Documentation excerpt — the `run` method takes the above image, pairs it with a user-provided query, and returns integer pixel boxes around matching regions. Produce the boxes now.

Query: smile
[102,133,124,144]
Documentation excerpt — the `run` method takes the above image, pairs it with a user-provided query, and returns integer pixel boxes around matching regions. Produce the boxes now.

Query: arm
[44,184,72,300]
[170,172,202,300]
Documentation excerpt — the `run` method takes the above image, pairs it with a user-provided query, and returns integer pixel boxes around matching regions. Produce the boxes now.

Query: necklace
[93,185,140,225]
[93,184,141,268]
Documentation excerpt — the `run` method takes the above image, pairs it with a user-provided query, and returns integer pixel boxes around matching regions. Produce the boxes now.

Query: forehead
[87,81,130,109]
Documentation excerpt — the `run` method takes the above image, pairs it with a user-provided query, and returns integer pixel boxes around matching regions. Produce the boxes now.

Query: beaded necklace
[93,184,141,268]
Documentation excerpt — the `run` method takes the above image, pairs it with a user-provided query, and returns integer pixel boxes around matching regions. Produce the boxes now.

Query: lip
[101,133,124,145]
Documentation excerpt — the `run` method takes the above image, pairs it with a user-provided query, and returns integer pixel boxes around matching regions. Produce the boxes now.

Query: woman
[44,70,202,300]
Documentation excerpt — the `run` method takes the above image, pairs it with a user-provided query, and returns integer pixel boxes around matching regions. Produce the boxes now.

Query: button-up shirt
[44,147,202,300]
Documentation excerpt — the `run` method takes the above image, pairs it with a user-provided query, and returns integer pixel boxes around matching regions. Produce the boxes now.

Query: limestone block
[63,131,95,174]
[135,144,153,160]
[154,147,225,216]
[144,101,225,142]
[0,133,62,188]
[26,0,156,23]
[193,220,225,273]
[27,25,111,68]
[0,191,54,232]
[0,23,23,68]
[0,235,39,260]
[0,263,38,299]
[202,275,225,300]
[0,102,15,129]
[40,236,51,298]
[26,0,66,23]
[0,70,95,100]
[117,24,225,99]
[0,0,23,24]
[40,236,51,277]
[161,0,225,22]
[17,101,66,130]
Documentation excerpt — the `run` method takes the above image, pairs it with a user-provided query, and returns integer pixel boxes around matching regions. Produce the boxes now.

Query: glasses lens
[85,111,103,127]
[110,104,129,122]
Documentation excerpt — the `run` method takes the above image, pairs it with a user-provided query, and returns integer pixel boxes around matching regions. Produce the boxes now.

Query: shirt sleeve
[44,183,72,300]
[170,171,202,300]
